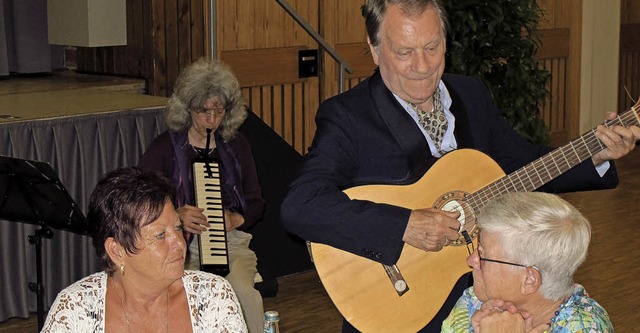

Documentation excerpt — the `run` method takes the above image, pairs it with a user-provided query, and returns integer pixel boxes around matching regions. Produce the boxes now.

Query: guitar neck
[467,103,640,210]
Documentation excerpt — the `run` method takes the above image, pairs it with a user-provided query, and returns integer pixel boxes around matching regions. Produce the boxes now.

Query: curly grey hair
[477,192,591,301]
[164,58,246,141]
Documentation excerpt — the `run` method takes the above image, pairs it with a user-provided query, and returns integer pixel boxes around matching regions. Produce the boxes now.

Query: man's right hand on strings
[403,208,461,252]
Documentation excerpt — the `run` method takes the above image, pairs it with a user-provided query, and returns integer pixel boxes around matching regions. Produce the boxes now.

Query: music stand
[0,156,88,331]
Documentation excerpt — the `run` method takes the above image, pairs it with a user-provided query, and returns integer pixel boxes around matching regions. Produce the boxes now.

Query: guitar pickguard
[433,191,478,246]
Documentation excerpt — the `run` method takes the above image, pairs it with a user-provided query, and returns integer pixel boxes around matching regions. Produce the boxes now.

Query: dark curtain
[0,107,166,321]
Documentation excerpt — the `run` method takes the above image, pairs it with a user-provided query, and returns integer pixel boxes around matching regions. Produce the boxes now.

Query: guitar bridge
[383,264,409,296]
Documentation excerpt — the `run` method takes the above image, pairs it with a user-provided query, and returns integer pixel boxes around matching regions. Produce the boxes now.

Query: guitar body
[309,149,506,332]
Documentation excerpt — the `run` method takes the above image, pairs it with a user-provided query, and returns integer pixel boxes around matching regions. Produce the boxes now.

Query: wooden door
[620,1,640,113]
[533,0,582,146]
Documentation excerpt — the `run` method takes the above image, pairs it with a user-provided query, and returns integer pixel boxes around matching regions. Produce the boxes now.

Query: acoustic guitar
[309,102,640,333]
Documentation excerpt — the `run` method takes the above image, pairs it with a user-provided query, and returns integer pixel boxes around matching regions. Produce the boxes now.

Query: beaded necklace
[543,298,568,333]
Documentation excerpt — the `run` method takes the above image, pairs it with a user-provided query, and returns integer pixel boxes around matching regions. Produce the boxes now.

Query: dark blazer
[281,71,618,266]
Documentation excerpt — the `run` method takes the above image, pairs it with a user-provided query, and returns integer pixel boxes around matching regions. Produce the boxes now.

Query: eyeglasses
[478,252,541,272]
[479,255,528,268]
[192,107,226,117]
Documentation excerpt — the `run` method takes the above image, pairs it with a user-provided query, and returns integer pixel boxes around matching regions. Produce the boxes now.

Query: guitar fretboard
[467,103,640,211]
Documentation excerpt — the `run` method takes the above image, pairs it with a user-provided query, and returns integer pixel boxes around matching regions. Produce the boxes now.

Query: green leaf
[443,0,549,144]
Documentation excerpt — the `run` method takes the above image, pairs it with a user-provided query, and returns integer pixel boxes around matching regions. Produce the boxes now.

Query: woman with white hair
[138,58,265,333]
[442,192,612,333]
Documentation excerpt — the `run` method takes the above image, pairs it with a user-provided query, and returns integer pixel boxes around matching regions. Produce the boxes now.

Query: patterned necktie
[411,86,447,151]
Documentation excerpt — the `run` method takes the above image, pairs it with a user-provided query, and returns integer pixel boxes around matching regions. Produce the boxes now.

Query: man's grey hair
[164,58,246,141]
[365,0,449,47]
[477,192,591,301]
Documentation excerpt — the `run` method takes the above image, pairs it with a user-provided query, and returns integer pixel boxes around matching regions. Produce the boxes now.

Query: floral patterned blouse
[41,270,247,333]
[441,284,613,333]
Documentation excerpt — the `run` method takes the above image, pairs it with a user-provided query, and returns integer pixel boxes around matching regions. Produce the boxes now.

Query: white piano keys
[193,160,230,275]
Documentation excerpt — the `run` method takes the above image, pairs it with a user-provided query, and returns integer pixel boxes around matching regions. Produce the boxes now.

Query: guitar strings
[468,106,640,213]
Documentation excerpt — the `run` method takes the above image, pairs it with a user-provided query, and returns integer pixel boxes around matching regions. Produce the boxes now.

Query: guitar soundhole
[433,191,478,246]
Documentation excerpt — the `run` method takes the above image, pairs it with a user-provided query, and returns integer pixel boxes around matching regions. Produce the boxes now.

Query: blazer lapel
[368,71,435,181]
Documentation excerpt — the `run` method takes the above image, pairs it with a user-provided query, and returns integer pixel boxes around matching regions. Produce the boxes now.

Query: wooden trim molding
[220,47,309,87]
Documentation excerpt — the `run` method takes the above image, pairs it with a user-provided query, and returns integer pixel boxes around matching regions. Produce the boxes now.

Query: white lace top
[41,270,248,333]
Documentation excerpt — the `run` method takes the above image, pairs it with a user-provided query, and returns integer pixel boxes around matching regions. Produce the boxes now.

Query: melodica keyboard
[193,159,230,276]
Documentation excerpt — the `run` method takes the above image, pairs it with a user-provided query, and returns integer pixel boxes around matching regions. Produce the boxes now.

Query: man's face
[369,4,446,105]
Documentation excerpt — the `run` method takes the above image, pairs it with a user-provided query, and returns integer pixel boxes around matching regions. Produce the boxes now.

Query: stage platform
[0,70,166,123]
[0,89,167,123]
[0,69,146,96]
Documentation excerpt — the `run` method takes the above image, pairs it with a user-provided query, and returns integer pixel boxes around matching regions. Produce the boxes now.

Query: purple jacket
[138,130,264,231]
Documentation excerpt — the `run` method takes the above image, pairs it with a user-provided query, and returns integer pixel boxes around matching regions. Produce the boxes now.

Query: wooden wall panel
[152,0,168,96]
[618,24,640,113]
[220,47,306,86]
[218,0,317,50]
[77,0,207,96]
[621,0,640,24]
[333,42,375,98]
[538,0,571,29]
[77,0,152,79]
[235,1,256,49]
[165,0,178,95]
[536,0,581,145]
[240,81,314,154]
[539,58,568,135]
[151,0,208,96]
[536,28,571,144]
[620,2,640,115]
[336,42,376,78]
[190,0,205,61]
[335,1,367,43]
[536,0,577,142]
[218,1,321,154]
[321,1,368,100]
